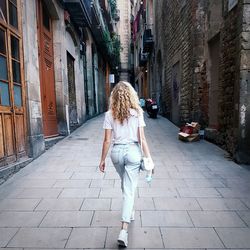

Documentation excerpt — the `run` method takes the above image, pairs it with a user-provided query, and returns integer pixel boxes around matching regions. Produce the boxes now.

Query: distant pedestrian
[99,81,153,247]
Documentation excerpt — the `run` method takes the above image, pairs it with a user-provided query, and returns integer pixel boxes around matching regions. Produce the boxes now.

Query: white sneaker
[117,229,128,247]
[130,210,135,221]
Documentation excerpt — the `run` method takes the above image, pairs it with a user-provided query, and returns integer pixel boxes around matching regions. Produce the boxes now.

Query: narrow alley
[0,114,250,249]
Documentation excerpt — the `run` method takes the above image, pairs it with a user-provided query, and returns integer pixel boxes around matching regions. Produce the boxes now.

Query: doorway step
[0,157,33,185]
[45,136,65,150]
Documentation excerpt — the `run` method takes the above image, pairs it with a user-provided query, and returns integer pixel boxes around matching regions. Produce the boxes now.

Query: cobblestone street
[1,114,250,249]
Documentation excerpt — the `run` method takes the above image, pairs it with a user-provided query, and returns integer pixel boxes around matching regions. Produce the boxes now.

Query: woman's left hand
[99,160,105,172]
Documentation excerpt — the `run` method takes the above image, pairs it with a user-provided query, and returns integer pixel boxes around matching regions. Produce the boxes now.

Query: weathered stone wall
[218,2,241,155]
[117,0,131,81]
[152,0,206,125]
[151,0,250,162]
[236,0,250,163]
[21,0,45,158]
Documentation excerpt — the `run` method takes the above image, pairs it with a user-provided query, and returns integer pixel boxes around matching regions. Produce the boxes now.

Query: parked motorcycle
[145,98,159,118]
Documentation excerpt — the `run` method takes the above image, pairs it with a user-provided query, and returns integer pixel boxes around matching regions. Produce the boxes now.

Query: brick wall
[218,3,241,155]
[152,0,206,125]
[150,0,249,162]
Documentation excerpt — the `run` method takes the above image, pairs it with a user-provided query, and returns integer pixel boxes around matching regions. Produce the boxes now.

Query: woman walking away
[99,81,153,247]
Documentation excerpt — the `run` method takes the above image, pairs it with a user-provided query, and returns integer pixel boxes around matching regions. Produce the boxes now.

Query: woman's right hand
[99,160,105,173]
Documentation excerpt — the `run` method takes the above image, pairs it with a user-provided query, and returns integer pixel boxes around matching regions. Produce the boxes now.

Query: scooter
[145,99,159,118]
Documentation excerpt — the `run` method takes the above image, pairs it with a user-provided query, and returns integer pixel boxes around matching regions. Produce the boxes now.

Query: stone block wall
[21,0,45,158]
[218,3,241,155]
[152,0,207,125]
[236,0,250,163]
[117,0,131,81]
[150,0,250,162]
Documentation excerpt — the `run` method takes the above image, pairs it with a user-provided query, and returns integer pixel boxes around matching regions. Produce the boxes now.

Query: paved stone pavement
[1,114,250,249]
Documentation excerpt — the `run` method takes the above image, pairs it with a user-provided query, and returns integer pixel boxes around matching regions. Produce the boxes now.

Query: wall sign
[228,0,238,11]
[109,74,115,84]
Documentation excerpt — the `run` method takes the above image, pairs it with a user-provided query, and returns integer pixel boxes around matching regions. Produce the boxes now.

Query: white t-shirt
[103,108,146,144]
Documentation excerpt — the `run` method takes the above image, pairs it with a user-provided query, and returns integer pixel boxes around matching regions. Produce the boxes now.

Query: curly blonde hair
[109,81,142,124]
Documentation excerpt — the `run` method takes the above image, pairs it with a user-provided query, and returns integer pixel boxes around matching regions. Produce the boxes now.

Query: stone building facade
[116,0,133,82]
[132,0,153,97]
[0,0,118,175]
[147,0,250,163]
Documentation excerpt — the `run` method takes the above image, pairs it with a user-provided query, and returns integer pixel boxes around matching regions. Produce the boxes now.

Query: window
[42,3,50,31]
[0,2,22,108]
[0,29,8,82]
[11,35,19,59]
[0,28,10,106]
[12,60,20,83]
[14,84,21,106]
[11,35,22,106]
[228,0,238,11]
[0,0,7,21]
[0,81,10,106]
[0,29,6,54]
[8,0,18,28]
[0,55,8,80]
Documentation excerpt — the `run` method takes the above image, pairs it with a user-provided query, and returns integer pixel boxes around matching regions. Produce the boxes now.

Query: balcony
[139,49,148,67]
[91,0,105,31]
[130,14,134,23]
[143,28,154,53]
[62,0,92,27]
[113,9,120,22]
[99,0,116,31]
[130,42,134,53]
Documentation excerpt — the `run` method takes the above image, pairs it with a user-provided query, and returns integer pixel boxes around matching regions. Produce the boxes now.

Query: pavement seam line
[57,187,64,199]
[103,226,108,248]
[69,171,74,179]
[63,227,73,248]
[38,209,49,227]
[90,210,95,226]
[214,187,224,198]
[235,210,249,227]
[195,197,204,211]
[79,198,85,211]
[213,227,227,248]
[159,226,166,248]
[187,210,196,227]
[33,198,43,211]
[152,197,156,210]
[240,198,250,209]
[5,227,20,248]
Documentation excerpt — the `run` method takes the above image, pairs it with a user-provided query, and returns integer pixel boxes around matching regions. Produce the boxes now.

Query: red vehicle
[145,99,159,118]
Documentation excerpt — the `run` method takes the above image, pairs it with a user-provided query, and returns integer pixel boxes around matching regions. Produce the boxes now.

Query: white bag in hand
[140,157,154,171]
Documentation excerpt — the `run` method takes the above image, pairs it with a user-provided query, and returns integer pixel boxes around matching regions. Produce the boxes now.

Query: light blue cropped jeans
[110,143,141,223]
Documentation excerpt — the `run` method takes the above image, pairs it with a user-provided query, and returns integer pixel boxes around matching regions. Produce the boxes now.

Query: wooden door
[37,0,58,137]
[0,0,26,167]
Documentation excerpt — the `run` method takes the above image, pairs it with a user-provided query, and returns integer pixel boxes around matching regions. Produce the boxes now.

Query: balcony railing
[130,42,134,53]
[91,0,106,33]
[139,49,148,67]
[113,9,120,21]
[142,28,154,53]
[130,14,134,23]
[62,0,92,27]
